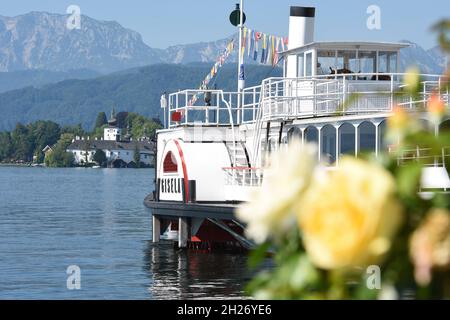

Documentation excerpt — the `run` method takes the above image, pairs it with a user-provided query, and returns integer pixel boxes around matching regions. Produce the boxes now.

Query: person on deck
[317,62,325,75]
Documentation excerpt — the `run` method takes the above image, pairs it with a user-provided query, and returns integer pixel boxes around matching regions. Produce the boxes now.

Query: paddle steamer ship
[145,5,450,249]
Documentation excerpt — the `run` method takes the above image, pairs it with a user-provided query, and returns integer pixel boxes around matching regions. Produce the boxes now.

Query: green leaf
[396,162,422,199]
[248,242,271,269]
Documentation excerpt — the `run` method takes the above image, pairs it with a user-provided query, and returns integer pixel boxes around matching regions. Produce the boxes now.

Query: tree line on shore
[0,112,161,167]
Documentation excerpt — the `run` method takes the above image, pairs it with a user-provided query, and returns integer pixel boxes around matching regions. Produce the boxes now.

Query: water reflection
[143,241,265,300]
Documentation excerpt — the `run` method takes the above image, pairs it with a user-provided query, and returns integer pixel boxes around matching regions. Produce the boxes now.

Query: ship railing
[167,89,243,128]
[241,84,263,124]
[390,146,450,168]
[166,73,448,127]
[222,167,263,187]
[167,88,270,127]
[390,146,450,192]
[240,73,449,123]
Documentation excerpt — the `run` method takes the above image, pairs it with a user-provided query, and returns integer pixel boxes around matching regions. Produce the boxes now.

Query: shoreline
[0,163,34,167]
[0,163,154,169]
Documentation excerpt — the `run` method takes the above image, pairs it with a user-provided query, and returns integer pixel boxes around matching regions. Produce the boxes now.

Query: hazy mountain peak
[0,11,162,72]
[398,40,445,74]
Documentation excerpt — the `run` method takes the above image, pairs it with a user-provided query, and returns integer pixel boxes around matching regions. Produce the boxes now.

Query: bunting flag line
[241,27,287,67]
[247,28,252,57]
[254,32,262,61]
[188,38,235,107]
[185,29,286,108]
[261,33,267,64]
[241,27,247,61]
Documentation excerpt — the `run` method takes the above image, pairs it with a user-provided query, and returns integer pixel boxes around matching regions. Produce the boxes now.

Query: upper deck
[160,41,448,130]
[161,41,447,129]
[163,73,449,129]
[282,41,409,78]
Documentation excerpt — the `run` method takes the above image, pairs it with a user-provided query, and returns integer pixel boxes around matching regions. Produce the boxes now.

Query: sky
[2,0,449,49]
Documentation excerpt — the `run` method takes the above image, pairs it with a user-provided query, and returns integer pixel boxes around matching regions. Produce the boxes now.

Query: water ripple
[0,167,266,299]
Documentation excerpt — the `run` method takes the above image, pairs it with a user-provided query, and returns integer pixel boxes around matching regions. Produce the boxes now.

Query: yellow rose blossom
[297,157,404,270]
[236,141,317,244]
[410,209,450,286]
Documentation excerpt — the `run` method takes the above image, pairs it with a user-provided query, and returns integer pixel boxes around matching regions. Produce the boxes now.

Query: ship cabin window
[294,46,400,79]
[378,51,398,74]
[296,51,313,77]
[336,50,358,74]
[316,49,398,80]
[305,52,313,77]
[297,54,304,77]
[358,51,377,76]
[317,50,335,75]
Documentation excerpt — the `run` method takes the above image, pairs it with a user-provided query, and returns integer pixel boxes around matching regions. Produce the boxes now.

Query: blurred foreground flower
[387,106,421,144]
[388,106,410,131]
[427,93,447,123]
[404,66,421,94]
[236,141,317,244]
[297,158,404,270]
[410,209,450,286]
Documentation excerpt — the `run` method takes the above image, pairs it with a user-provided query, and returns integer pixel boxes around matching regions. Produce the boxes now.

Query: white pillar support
[354,123,359,158]
[178,217,189,249]
[335,125,340,166]
[152,215,161,243]
[317,126,322,162]
[375,123,380,158]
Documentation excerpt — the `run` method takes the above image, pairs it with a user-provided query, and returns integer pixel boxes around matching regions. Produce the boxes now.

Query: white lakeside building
[66,115,154,167]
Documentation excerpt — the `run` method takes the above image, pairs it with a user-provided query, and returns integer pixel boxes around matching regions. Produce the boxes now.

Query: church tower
[104,108,122,141]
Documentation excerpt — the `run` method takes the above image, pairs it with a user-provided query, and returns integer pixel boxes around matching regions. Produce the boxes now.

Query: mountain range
[0,11,448,131]
[0,12,233,73]
[1,12,447,75]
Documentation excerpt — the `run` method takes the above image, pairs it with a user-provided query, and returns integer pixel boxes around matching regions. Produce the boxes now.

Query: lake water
[0,167,257,299]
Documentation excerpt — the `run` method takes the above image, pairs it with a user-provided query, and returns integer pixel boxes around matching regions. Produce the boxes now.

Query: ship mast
[237,0,244,123]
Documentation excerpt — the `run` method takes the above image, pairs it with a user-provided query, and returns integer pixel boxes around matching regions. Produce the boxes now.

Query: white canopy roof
[281,41,410,55]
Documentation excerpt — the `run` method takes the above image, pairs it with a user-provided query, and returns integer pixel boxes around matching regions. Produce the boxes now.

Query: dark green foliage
[93,112,108,131]
[0,132,12,161]
[92,124,108,139]
[0,121,78,163]
[61,124,85,136]
[44,144,74,168]
[92,149,107,167]
[11,123,34,162]
[29,120,61,162]
[133,145,141,168]
[44,132,76,167]
[116,112,129,128]
[0,69,100,94]
[125,112,161,139]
